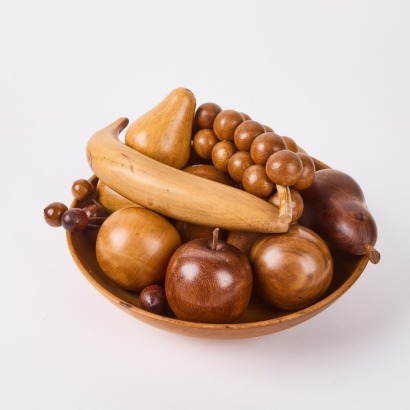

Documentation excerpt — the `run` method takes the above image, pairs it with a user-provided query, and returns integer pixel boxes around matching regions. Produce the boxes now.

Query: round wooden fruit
[95,207,181,291]
[165,230,253,324]
[250,225,333,310]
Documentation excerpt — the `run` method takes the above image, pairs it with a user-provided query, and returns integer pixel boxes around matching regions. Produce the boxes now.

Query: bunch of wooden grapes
[190,103,315,224]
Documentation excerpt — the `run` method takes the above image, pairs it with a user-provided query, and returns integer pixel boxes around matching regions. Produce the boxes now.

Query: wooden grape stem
[211,228,220,251]
[364,243,381,264]
[276,184,292,224]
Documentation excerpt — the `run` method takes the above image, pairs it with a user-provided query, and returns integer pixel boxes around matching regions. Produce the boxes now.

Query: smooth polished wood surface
[125,87,195,169]
[86,118,289,234]
[66,158,370,339]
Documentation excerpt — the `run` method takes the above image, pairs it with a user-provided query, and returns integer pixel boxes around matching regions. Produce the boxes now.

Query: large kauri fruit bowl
[66,160,369,339]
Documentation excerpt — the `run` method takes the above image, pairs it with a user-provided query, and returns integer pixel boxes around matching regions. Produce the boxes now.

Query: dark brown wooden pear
[299,169,380,264]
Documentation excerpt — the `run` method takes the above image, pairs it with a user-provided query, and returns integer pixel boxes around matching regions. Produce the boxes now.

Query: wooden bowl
[66,159,369,339]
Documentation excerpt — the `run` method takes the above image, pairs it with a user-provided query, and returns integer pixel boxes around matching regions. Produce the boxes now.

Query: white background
[1,1,409,409]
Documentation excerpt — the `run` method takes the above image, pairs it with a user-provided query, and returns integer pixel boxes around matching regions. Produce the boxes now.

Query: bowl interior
[66,159,369,339]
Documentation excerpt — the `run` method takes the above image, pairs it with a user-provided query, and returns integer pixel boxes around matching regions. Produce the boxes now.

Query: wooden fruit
[213,109,244,141]
[165,229,253,323]
[96,207,181,291]
[299,169,380,264]
[87,118,289,233]
[194,102,222,129]
[250,225,333,310]
[67,165,372,338]
[292,152,316,190]
[226,230,266,257]
[182,164,236,186]
[174,220,220,243]
[125,87,196,169]
[96,180,140,212]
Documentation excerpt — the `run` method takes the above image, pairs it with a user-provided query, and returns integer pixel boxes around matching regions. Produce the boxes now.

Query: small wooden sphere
[192,129,219,160]
[71,179,94,202]
[96,207,181,291]
[211,140,237,173]
[240,112,252,121]
[233,120,265,151]
[282,136,299,153]
[139,285,168,315]
[194,102,222,129]
[250,225,333,310]
[227,151,254,183]
[292,153,316,190]
[242,164,275,198]
[265,150,303,186]
[44,202,68,227]
[213,109,244,141]
[250,132,287,165]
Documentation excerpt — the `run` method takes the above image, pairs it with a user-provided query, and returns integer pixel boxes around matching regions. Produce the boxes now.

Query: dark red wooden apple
[299,169,380,264]
[165,229,253,324]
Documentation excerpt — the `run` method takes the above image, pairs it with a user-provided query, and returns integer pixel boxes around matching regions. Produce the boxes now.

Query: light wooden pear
[125,87,196,169]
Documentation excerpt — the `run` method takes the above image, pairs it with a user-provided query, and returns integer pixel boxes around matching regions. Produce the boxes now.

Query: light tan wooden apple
[96,207,181,291]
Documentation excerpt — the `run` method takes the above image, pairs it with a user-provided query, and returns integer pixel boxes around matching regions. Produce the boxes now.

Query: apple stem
[212,228,220,251]
[364,243,381,264]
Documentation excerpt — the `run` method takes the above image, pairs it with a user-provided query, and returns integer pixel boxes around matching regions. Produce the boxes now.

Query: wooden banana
[86,118,290,233]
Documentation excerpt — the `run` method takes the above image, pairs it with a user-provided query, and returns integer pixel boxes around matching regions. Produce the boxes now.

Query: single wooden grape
[242,164,275,198]
[213,109,244,141]
[227,151,254,183]
[194,102,222,129]
[192,129,219,160]
[211,140,237,173]
[292,153,316,190]
[233,120,265,151]
[265,150,303,186]
[282,136,298,153]
[250,132,287,165]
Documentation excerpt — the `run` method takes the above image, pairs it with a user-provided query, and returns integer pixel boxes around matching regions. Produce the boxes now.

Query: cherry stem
[86,216,107,230]
[364,243,381,264]
[91,198,111,214]
[211,228,220,251]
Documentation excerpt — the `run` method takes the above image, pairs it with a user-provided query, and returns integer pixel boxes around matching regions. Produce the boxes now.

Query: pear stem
[211,228,220,251]
[364,243,381,264]
[276,184,292,224]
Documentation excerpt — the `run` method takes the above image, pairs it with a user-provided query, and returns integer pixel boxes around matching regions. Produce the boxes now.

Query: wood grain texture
[125,87,195,169]
[86,118,289,233]
[66,157,370,339]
